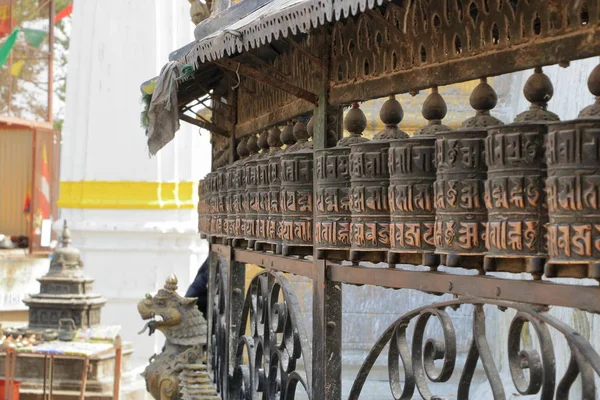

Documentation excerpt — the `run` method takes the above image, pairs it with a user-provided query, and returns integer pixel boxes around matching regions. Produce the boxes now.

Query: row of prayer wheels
[199,64,600,279]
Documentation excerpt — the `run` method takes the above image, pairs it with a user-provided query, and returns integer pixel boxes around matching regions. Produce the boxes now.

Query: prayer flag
[10,58,23,76]
[54,3,72,23]
[38,143,51,219]
[23,28,46,48]
[0,27,18,67]
[0,5,11,38]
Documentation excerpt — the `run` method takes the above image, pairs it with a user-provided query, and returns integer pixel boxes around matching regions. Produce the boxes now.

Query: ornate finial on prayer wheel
[344,102,367,136]
[414,86,452,136]
[374,95,408,140]
[579,63,600,117]
[281,120,297,148]
[268,126,283,151]
[462,77,504,128]
[247,134,259,156]
[515,67,559,122]
[258,129,269,152]
[338,102,368,146]
[293,116,310,143]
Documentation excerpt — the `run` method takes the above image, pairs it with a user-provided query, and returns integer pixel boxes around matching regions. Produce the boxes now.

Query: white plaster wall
[59,0,211,367]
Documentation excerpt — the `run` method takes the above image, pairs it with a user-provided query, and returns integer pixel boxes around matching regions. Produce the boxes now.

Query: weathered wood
[366,9,404,38]
[284,37,322,68]
[179,113,229,137]
[214,58,319,105]
[311,27,343,400]
[245,52,291,80]
[235,98,314,138]
[330,30,600,104]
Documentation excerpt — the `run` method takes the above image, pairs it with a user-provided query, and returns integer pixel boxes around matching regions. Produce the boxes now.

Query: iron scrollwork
[210,259,228,395]
[350,298,600,400]
[231,271,312,400]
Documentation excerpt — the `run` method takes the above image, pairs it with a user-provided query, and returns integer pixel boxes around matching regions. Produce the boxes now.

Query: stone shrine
[23,221,106,330]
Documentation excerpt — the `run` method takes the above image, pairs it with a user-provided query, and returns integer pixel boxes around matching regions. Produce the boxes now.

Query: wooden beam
[235,98,314,138]
[214,58,319,105]
[180,113,229,137]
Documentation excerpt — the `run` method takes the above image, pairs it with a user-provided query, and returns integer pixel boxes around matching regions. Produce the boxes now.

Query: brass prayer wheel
[388,88,447,267]
[254,129,271,250]
[265,126,284,252]
[315,104,367,261]
[545,64,600,279]
[435,78,502,270]
[349,97,406,263]
[243,134,260,248]
[484,68,559,277]
[227,138,248,245]
[280,117,313,257]
[206,172,216,236]
[269,121,296,254]
[198,179,207,235]
[215,167,228,239]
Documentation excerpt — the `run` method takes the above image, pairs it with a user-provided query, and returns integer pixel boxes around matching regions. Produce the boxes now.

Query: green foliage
[0,0,71,129]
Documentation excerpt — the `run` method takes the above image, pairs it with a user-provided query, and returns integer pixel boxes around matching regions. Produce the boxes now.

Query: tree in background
[0,0,71,131]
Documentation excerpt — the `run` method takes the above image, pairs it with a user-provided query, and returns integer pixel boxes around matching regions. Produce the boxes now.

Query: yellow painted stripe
[58,181,196,210]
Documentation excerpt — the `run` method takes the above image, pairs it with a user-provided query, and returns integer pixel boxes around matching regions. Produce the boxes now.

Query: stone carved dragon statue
[138,275,208,400]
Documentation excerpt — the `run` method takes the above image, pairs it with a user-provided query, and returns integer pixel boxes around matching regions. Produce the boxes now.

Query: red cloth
[54,3,72,23]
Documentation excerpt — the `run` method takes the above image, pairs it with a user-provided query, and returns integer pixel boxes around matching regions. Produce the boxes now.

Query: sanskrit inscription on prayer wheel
[388,88,447,268]
[280,116,313,257]
[270,121,297,254]
[198,179,206,234]
[243,134,260,247]
[227,138,248,244]
[349,96,407,263]
[545,64,600,279]
[255,129,271,249]
[206,172,216,236]
[215,167,228,238]
[315,105,367,260]
[266,126,284,252]
[435,78,502,270]
[484,68,559,278]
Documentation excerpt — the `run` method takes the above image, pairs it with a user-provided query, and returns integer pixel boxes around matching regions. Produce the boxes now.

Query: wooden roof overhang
[159,0,599,168]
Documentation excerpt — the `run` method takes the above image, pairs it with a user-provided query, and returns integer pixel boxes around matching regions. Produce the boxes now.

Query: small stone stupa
[24,221,106,330]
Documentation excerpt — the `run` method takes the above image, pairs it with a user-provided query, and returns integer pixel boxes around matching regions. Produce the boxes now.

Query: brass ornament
[545,64,600,279]
[484,67,558,278]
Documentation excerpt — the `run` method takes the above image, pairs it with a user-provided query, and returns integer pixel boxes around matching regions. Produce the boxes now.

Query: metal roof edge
[182,0,387,69]
[194,0,274,42]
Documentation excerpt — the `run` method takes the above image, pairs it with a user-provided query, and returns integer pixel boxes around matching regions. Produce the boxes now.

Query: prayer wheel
[215,166,228,240]
[198,179,206,235]
[315,105,367,261]
[435,78,502,270]
[254,129,271,250]
[545,64,600,279]
[228,138,248,246]
[388,88,447,268]
[206,172,217,236]
[266,126,285,253]
[349,96,407,263]
[484,68,559,278]
[280,117,313,257]
[243,134,260,248]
